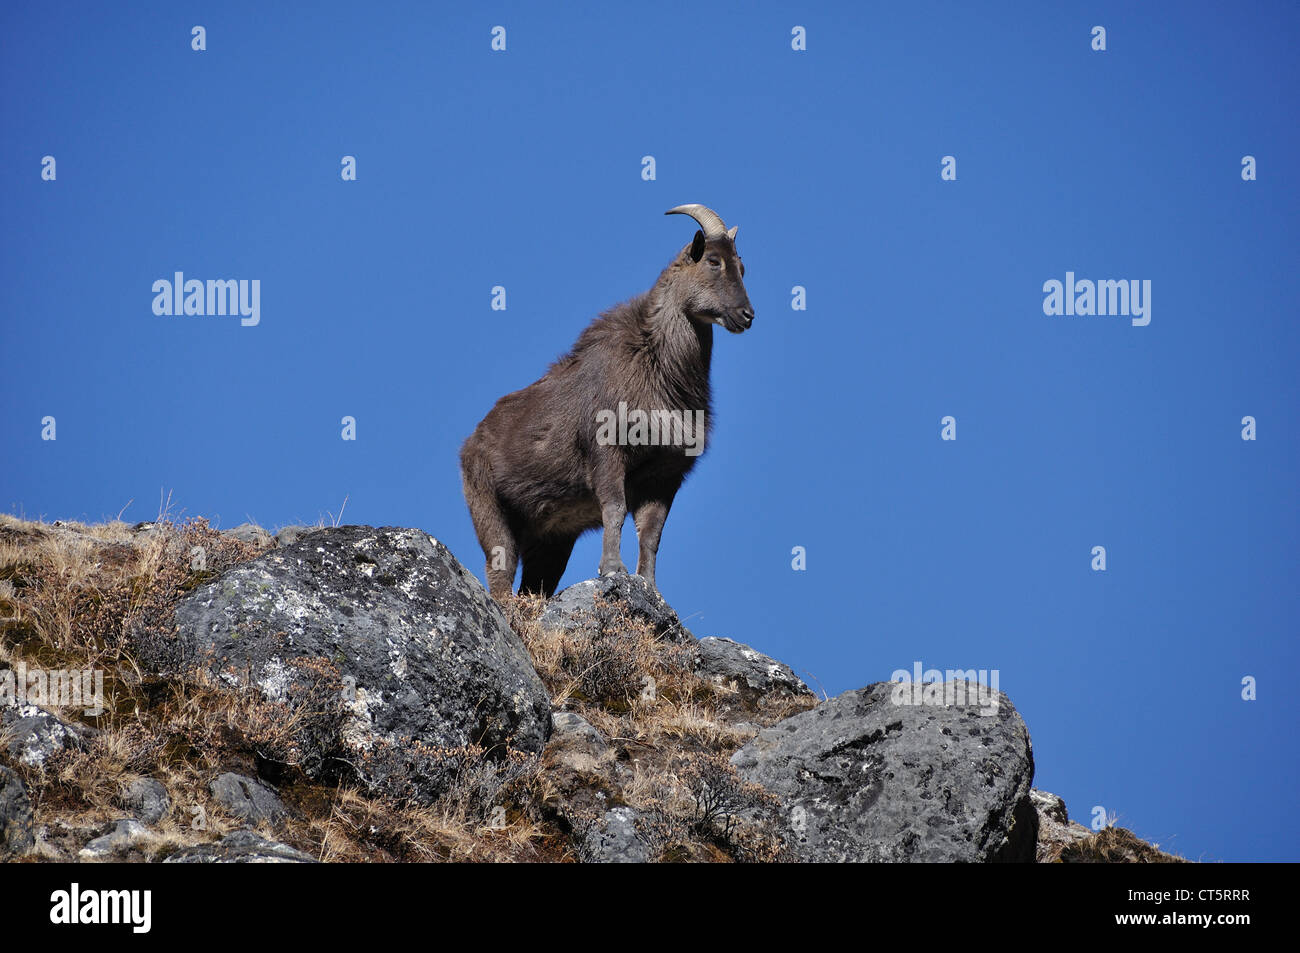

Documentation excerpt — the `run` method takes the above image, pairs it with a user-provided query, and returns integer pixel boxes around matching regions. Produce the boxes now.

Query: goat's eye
[707,257,722,268]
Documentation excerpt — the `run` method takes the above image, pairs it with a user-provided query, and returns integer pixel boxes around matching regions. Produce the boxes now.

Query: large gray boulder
[540,573,695,643]
[162,526,551,780]
[731,680,1037,862]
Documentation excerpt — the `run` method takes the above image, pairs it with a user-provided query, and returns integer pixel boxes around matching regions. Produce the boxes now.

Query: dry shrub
[0,515,268,675]
[354,739,541,814]
[1057,825,1187,863]
[507,592,696,712]
[310,746,549,862]
[310,783,552,863]
[232,656,350,784]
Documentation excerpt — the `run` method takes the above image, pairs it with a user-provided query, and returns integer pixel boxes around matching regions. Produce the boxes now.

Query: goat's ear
[689,230,706,262]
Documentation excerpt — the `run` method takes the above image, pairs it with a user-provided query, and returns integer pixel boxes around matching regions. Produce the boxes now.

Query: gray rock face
[1031,788,1093,862]
[209,773,288,826]
[731,681,1037,862]
[79,818,150,859]
[694,637,812,699]
[0,766,35,859]
[162,830,316,864]
[580,807,650,863]
[1,704,95,767]
[166,526,551,776]
[123,778,171,825]
[1031,788,1069,825]
[545,712,621,823]
[540,573,695,643]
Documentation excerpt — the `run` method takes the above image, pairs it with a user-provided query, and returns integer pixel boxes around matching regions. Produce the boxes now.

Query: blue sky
[2,1,1297,861]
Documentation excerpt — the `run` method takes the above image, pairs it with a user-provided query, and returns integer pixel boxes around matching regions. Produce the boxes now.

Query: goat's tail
[460,441,518,600]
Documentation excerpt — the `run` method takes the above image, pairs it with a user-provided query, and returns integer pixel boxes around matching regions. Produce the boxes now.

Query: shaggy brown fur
[461,210,754,599]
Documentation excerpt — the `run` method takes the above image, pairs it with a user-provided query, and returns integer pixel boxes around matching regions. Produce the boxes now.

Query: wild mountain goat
[460,204,754,600]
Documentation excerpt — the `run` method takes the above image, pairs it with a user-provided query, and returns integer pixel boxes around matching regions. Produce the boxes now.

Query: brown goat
[460,204,754,600]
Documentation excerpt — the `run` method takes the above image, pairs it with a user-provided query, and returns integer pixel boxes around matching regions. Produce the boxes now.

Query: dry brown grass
[1052,824,1188,863]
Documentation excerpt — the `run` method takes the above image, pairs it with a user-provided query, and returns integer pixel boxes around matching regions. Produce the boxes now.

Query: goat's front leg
[597,500,628,576]
[592,458,628,577]
[632,499,671,591]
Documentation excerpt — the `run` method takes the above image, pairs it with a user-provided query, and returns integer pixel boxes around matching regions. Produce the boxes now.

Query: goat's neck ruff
[640,302,713,405]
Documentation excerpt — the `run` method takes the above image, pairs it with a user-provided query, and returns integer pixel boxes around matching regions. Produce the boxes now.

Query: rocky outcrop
[4,516,1131,864]
[731,681,1037,862]
[156,526,551,788]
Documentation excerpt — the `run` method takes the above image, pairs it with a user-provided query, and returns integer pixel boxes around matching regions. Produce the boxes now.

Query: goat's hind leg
[462,478,519,600]
[484,538,519,601]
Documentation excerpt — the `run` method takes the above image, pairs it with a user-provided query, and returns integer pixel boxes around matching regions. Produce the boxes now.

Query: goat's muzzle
[721,307,754,334]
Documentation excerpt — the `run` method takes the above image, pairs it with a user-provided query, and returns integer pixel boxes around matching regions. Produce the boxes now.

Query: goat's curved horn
[665,204,729,241]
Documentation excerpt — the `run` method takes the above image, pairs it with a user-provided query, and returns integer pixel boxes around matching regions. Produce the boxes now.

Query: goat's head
[665,204,754,333]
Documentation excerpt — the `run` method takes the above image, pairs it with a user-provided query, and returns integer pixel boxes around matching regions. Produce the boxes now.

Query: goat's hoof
[599,563,628,577]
